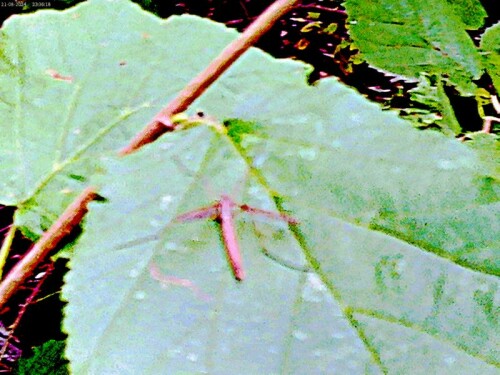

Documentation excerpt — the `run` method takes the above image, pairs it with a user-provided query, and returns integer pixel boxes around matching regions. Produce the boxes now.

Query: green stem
[0,224,16,279]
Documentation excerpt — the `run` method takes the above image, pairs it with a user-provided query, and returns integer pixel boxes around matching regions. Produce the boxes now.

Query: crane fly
[175,194,298,281]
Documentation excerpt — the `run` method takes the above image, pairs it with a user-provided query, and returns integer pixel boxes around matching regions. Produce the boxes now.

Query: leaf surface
[54,2,500,374]
[403,74,461,135]
[344,0,484,95]
[481,22,500,93]
[0,0,234,237]
[444,0,487,29]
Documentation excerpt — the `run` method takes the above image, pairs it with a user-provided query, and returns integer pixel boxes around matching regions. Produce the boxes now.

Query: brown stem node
[120,0,300,155]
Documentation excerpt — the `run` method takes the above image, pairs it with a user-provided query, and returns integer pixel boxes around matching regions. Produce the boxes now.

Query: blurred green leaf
[344,0,485,95]
[444,0,487,29]
[465,132,500,178]
[14,340,68,375]
[403,74,461,135]
[481,22,500,93]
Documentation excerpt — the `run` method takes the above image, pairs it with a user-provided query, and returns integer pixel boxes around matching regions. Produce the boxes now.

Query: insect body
[176,195,297,281]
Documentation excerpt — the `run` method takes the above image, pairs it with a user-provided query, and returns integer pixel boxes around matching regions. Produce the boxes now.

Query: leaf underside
[0,0,497,374]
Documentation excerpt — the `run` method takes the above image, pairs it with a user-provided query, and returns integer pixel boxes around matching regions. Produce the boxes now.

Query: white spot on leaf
[307,273,327,292]
[292,330,308,341]
[444,356,456,365]
[437,159,457,170]
[298,147,317,161]
[165,241,178,250]
[160,195,173,210]
[332,332,345,339]
[160,142,174,150]
[134,291,146,300]
[331,139,342,149]
[150,219,161,228]
[129,269,139,278]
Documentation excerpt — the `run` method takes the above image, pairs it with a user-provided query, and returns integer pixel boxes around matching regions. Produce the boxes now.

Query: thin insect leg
[46,68,73,82]
[175,203,220,222]
[220,196,245,281]
[0,224,12,234]
[149,263,212,302]
[239,204,299,225]
[239,0,251,19]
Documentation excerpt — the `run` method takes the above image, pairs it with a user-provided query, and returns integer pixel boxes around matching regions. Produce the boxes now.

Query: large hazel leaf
[62,2,499,374]
[0,0,236,238]
[343,0,485,95]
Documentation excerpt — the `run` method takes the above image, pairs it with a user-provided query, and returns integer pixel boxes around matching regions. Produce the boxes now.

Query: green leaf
[481,22,500,93]
[344,0,484,95]
[465,132,500,179]
[0,0,237,237]
[57,3,499,374]
[403,73,461,135]
[444,0,487,30]
[14,340,69,375]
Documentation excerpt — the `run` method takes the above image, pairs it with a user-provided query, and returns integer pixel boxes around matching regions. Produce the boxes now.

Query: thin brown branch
[0,262,54,362]
[491,95,500,114]
[0,0,299,310]
[120,0,301,155]
[482,116,500,133]
[297,3,347,16]
[0,187,97,309]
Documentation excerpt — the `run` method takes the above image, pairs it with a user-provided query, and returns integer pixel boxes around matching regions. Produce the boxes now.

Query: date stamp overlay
[1,1,52,9]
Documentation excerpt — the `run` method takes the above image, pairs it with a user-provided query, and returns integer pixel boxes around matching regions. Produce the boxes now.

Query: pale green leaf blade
[62,6,499,374]
[195,60,498,275]
[65,127,380,374]
[0,0,238,237]
[465,133,499,179]
[344,0,484,94]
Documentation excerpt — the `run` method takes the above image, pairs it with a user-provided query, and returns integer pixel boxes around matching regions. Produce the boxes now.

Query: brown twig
[120,0,301,155]
[0,188,97,309]
[0,0,299,310]
[491,95,500,114]
[297,3,347,16]
[482,116,499,134]
[0,262,54,363]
